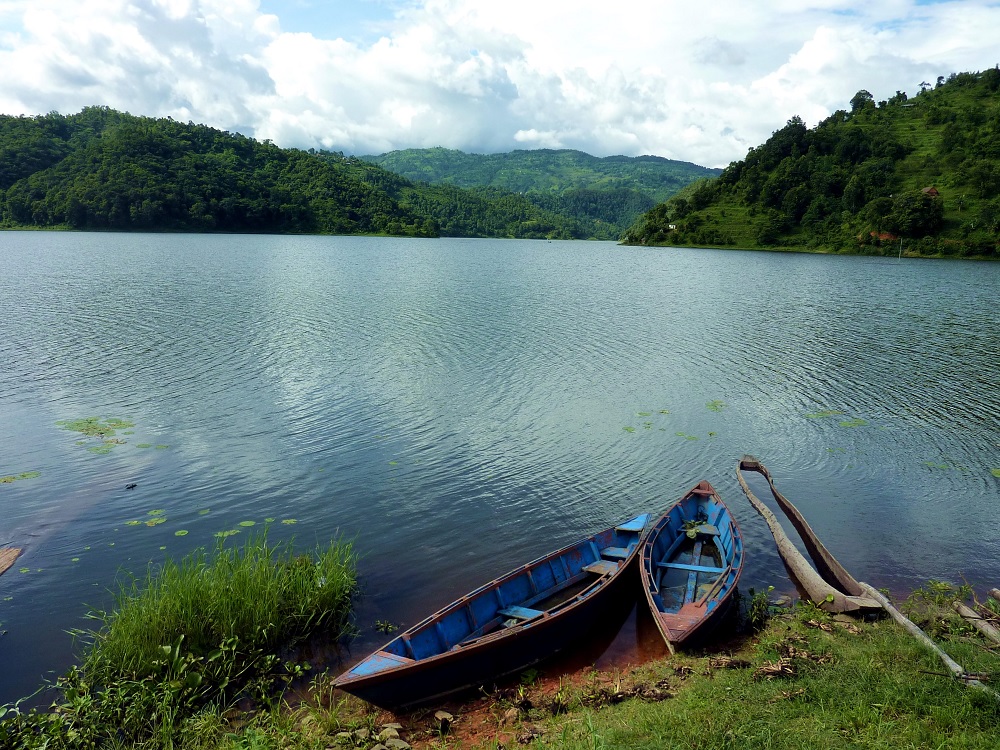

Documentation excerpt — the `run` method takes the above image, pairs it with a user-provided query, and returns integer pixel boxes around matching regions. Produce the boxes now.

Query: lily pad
[198,508,211,515]
[175,530,189,537]
[636,411,651,417]
[155,445,169,450]
[991,468,1000,478]
[265,517,276,523]
[706,400,726,412]
[214,529,240,539]
[658,409,671,414]
[136,444,153,449]
[19,567,29,574]
[238,520,256,527]
[839,419,868,428]
[281,519,297,525]
[623,426,635,433]
[145,517,166,527]
[71,558,80,563]
[125,520,142,527]
[147,509,165,516]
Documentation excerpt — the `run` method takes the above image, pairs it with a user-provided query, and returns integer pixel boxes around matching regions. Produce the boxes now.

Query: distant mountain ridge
[362,147,720,203]
[361,147,720,239]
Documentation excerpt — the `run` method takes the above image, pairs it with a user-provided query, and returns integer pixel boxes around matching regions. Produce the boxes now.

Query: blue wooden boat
[333,513,649,711]
[640,481,743,652]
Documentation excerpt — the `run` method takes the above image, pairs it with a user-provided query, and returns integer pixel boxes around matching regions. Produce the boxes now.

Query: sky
[0,0,998,168]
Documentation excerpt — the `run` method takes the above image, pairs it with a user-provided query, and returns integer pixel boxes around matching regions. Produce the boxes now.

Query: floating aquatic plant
[706,400,726,412]
[175,530,188,537]
[839,419,868,428]
[265,517,275,523]
[1,471,41,484]
[155,445,169,450]
[636,411,652,417]
[214,529,240,539]
[145,518,166,527]
[623,426,635,433]
[239,521,256,527]
[198,508,211,515]
[19,567,29,574]
[125,520,142,527]
[806,409,845,419]
[136,443,152,449]
[659,409,670,414]
[57,416,135,439]
[59,417,137,455]
[147,509,165,516]
[71,558,80,563]
[991,468,1000,478]
[281,519,297,525]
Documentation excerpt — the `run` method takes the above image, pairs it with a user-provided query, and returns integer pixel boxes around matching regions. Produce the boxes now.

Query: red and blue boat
[640,481,744,652]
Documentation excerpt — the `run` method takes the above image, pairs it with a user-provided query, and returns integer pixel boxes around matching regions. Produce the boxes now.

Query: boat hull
[640,481,743,652]
[334,514,648,711]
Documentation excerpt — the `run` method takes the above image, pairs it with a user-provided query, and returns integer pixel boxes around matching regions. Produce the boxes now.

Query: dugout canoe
[640,481,744,652]
[333,513,650,711]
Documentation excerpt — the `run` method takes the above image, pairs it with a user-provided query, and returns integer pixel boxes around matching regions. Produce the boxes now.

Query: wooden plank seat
[601,546,630,560]
[657,562,727,574]
[498,605,544,621]
[583,560,618,576]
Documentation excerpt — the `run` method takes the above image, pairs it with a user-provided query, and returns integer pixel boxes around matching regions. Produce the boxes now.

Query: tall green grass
[83,531,357,683]
[0,531,357,749]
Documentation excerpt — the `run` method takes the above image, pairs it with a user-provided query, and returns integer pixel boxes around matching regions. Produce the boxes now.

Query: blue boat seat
[615,516,647,532]
[601,546,630,560]
[583,560,618,576]
[498,605,544,621]
[657,562,726,574]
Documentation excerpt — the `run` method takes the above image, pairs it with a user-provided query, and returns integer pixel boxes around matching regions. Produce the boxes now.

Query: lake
[1,232,998,705]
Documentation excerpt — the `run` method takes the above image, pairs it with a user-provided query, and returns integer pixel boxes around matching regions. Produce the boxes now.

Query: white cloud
[0,1,998,167]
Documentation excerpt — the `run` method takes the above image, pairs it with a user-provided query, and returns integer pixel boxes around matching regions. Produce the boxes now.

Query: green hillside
[0,108,611,240]
[362,147,721,238]
[624,69,1000,259]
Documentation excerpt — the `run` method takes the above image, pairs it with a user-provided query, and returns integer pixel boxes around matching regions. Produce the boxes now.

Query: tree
[850,90,875,113]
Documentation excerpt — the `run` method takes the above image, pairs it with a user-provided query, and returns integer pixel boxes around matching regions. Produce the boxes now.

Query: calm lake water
[1,232,998,704]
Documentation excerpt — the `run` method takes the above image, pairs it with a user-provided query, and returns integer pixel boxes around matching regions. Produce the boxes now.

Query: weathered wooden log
[860,583,999,700]
[739,456,864,596]
[0,547,23,577]
[736,458,880,613]
[953,601,1000,645]
[989,588,1000,604]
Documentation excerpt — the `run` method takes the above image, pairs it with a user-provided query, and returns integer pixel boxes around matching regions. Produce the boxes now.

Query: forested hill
[362,147,721,238]
[0,108,632,239]
[624,68,1000,259]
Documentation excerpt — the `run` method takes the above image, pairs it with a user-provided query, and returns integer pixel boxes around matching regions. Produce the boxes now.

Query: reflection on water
[0,233,998,704]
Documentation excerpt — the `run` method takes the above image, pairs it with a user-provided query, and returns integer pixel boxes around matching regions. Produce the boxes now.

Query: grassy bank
[4,568,998,749]
[0,532,358,749]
